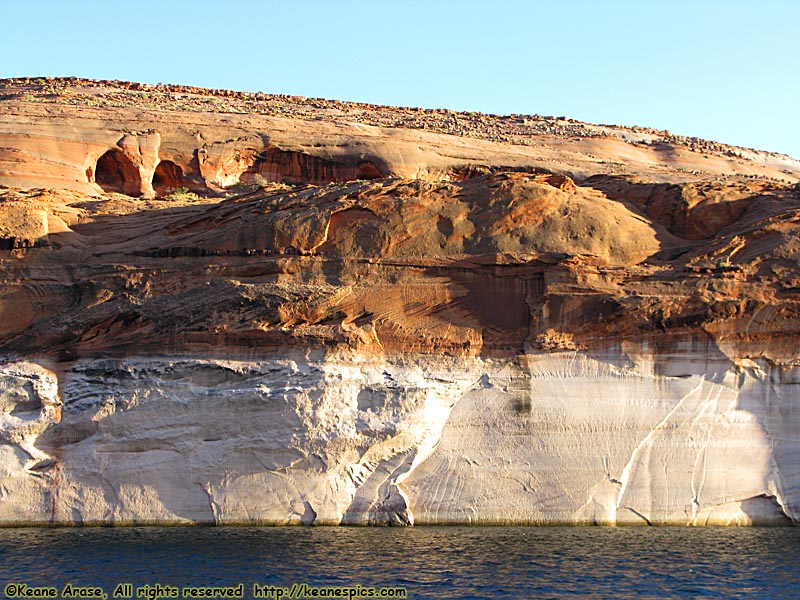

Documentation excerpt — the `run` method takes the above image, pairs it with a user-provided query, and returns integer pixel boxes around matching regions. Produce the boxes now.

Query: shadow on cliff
[7,181,799,525]
[580,174,781,263]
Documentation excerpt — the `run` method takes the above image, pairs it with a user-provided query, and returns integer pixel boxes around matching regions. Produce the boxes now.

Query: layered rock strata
[0,80,799,525]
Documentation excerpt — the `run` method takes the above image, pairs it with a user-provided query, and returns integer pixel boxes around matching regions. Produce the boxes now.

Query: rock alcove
[94,149,141,196]
[152,160,185,196]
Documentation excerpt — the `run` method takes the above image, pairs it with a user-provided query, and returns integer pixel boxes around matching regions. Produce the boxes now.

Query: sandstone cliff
[1,78,799,526]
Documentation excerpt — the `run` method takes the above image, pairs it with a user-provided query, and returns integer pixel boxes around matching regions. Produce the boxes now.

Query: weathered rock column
[117,131,161,198]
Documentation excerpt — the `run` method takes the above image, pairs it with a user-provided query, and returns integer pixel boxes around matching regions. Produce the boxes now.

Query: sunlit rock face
[0,355,486,525]
[1,350,797,526]
[1,79,800,526]
[406,351,800,526]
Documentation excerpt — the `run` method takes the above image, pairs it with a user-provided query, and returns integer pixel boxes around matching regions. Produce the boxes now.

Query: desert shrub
[164,187,200,202]
[252,173,269,188]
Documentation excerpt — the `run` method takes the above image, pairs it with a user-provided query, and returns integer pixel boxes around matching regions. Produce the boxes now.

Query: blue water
[1,526,799,599]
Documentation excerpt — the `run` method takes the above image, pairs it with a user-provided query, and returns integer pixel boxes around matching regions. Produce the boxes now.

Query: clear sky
[2,0,798,158]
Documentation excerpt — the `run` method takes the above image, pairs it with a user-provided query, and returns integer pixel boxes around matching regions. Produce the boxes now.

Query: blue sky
[2,0,798,158]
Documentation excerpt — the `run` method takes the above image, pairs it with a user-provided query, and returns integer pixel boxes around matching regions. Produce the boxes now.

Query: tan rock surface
[1,78,799,526]
[1,78,798,199]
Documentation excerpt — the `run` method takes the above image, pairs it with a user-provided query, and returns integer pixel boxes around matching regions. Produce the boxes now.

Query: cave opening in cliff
[94,149,141,196]
[355,160,383,180]
[245,149,386,185]
[152,160,185,196]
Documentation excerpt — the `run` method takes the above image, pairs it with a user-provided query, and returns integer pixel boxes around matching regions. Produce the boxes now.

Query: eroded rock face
[405,350,800,526]
[7,354,481,526]
[2,349,797,526]
[1,79,800,525]
[2,78,798,199]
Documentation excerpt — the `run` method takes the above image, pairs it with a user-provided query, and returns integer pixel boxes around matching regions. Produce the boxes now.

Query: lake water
[1,526,799,599]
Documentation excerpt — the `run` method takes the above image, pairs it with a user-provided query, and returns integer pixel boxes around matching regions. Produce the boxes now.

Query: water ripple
[0,526,798,599]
